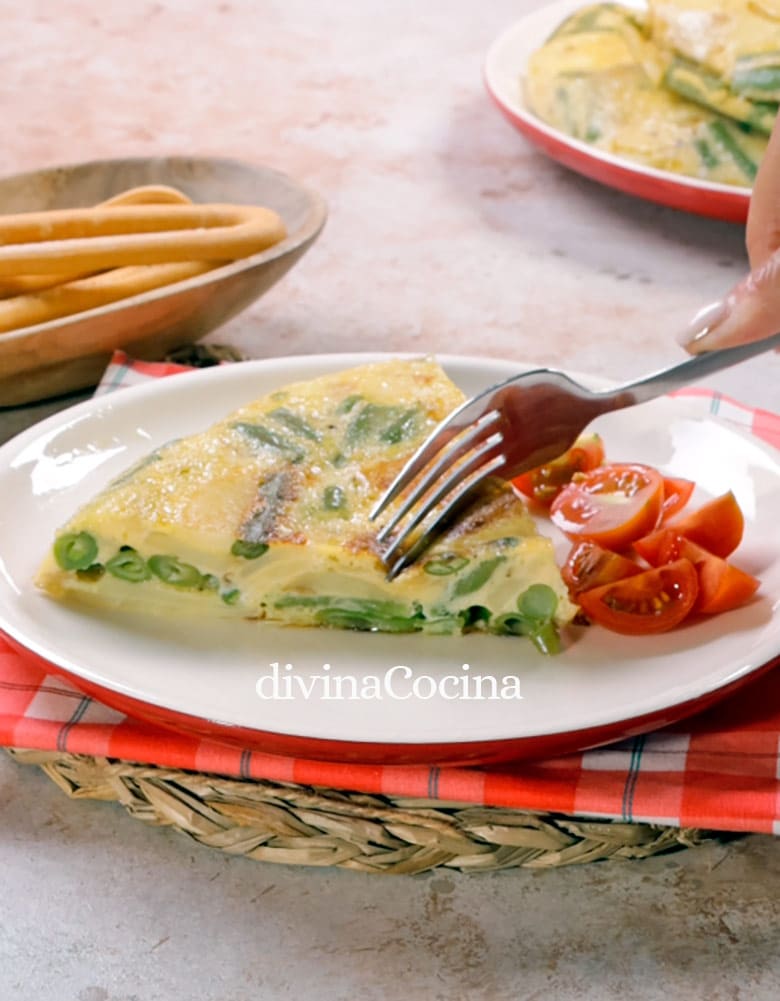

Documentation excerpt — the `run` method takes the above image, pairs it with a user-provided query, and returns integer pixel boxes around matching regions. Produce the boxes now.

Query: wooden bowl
[0,156,327,406]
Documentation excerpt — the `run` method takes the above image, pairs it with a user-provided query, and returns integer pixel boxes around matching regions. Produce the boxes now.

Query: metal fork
[370,332,780,579]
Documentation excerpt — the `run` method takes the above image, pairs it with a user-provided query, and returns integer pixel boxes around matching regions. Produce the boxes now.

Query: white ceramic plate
[0,354,778,762]
[484,0,753,222]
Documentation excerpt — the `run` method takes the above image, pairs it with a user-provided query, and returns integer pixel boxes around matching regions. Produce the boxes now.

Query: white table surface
[1,1,779,998]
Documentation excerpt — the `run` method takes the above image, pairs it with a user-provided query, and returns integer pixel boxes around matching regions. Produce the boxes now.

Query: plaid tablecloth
[2,351,779,836]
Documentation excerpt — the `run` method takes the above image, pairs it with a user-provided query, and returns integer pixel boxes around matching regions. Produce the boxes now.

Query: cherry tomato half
[577,559,699,635]
[636,531,759,615]
[635,491,745,562]
[512,434,605,509]
[549,463,664,551]
[561,540,644,597]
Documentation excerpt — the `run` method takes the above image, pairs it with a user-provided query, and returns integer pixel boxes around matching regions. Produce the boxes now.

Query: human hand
[679,116,780,353]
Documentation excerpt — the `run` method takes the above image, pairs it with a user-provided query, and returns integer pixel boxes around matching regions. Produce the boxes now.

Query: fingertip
[675,299,728,351]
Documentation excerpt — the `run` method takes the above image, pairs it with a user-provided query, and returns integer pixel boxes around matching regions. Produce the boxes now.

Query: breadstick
[0,203,286,275]
[99,184,193,208]
[0,184,193,297]
[0,260,215,335]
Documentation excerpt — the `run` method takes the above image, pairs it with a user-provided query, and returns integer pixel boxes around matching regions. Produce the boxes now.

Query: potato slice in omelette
[36,359,576,646]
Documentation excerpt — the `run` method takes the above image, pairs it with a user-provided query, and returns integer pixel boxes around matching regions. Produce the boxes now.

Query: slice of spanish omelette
[36,359,576,645]
[648,0,780,103]
[524,2,769,187]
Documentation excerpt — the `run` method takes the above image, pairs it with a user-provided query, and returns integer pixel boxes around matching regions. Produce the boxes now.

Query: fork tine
[374,410,502,543]
[369,392,503,522]
[380,430,505,565]
[385,453,506,580]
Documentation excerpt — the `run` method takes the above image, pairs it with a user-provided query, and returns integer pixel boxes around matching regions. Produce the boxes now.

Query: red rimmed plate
[483,0,752,223]
[0,353,778,764]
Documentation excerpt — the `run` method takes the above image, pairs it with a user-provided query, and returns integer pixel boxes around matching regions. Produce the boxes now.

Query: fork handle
[601,331,780,407]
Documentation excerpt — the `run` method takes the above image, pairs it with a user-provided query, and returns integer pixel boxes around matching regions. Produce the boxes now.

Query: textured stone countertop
[0,2,779,1000]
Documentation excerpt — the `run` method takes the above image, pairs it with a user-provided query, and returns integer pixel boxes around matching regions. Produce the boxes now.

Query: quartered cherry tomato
[668,491,744,558]
[635,491,745,562]
[549,463,664,551]
[577,559,699,635]
[634,531,759,615]
[660,476,695,521]
[561,540,644,597]
[512,433,605,508]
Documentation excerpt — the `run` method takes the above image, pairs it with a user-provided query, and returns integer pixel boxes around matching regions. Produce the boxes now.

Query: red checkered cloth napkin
[2,351,780,836]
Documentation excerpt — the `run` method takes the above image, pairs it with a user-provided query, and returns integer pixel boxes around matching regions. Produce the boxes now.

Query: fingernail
[676,299,729,348]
